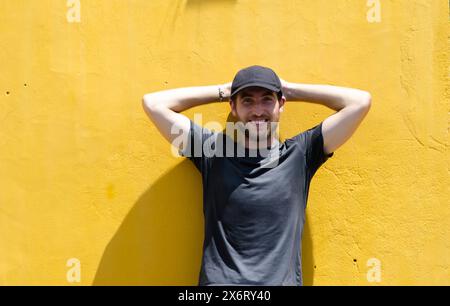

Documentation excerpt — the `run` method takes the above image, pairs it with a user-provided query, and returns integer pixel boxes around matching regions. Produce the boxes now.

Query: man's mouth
[248,119,269,124]
[247,119,270,132]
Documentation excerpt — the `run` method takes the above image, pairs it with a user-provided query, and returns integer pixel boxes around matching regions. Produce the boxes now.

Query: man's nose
[251,104,264,116]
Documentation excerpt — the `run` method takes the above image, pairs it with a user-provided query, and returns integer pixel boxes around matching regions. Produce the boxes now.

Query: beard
[236,120,279,146]
[246,122,269,140]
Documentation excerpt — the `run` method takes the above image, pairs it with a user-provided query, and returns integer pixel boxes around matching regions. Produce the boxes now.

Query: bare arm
[142,83,232,151]
[281,81,372,155]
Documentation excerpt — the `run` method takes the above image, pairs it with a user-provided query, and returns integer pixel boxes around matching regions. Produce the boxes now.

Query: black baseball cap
[230,65,283,99]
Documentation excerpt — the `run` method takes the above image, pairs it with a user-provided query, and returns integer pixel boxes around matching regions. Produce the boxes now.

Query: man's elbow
[142,94,158,113]
[358,91,372,111]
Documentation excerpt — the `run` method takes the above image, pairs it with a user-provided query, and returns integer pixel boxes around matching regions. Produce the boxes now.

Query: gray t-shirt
[180,120,334,286]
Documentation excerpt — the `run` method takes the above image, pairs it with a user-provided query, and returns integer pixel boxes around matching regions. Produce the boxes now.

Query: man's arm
[142,83,232,151]
[281,81,372,155]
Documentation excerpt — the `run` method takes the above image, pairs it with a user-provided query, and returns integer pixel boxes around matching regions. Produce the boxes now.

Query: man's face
[230,86,286,141]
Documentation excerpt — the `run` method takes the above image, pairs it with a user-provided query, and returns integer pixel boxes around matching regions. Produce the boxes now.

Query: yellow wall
[0,0,448,285]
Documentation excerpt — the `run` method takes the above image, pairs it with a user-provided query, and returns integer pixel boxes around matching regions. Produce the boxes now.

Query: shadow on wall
[156,0,238,46]
[93,115,315,285]
[302,218,315,286]
[93,161,205,285]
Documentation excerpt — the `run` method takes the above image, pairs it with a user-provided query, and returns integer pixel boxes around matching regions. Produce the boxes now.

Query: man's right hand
[220,82,232,102]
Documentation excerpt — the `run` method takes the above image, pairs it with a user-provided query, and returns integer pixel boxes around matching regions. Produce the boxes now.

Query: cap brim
[230,82,282,98]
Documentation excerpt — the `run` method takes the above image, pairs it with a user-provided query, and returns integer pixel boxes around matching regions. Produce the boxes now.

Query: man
[142,65,371,286]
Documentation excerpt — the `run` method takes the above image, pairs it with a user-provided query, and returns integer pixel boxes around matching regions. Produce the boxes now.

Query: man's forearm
[283,82,371,111]
[143,83,231,113]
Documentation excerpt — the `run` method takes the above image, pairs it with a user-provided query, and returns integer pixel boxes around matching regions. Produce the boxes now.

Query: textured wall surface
[0,0,448,285]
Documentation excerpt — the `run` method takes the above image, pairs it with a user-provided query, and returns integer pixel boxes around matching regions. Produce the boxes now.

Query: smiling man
[142,65,371,286]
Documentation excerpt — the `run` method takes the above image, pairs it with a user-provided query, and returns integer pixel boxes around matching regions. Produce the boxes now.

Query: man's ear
[230,100,237,117]
[279,96,286,112]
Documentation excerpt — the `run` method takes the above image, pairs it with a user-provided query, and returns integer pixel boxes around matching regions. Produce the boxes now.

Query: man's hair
[231,90,283,103]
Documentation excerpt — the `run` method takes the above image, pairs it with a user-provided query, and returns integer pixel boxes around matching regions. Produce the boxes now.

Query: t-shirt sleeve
[304,121,334,179]
[178,119,215,172]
